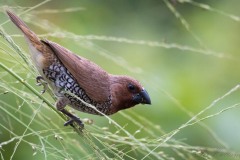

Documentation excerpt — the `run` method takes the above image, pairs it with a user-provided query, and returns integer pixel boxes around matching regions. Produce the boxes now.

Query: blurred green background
[1,0,240,159]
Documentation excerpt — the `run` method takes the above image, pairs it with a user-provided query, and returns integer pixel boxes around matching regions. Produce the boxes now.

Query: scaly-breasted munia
[6,10,151,128]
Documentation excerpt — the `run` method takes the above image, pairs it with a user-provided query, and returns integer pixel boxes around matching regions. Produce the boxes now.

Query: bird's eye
[128,84,135,91]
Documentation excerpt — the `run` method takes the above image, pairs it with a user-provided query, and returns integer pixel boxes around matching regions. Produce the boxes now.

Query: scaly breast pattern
[43,61,111,115]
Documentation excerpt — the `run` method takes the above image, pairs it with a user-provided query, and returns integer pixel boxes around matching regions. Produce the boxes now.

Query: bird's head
[109,75,151,114]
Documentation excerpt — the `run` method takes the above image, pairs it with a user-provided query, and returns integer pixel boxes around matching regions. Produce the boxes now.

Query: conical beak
[133,89,151,105]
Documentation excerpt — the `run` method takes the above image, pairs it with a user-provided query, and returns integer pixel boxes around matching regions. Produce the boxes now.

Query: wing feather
[43,40,110,103]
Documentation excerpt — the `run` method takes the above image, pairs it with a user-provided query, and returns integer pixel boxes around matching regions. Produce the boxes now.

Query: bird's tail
[6,9,54,73]
[6,10,41,45]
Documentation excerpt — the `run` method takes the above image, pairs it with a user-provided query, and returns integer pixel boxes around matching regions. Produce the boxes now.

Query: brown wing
[43,40,110,103]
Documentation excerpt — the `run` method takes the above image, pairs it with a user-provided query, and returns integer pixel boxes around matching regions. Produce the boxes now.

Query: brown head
[109,75,151,114]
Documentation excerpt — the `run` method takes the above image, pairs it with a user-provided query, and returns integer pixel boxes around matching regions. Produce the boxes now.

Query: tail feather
[6,10,30,32]
[6,9,55,71]
[6,10,40,44]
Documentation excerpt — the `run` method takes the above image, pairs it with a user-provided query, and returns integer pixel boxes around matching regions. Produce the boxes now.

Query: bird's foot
[36,76,48,94]
[64,117,84,128]
[36,76,44,84]
[56,106,84,130]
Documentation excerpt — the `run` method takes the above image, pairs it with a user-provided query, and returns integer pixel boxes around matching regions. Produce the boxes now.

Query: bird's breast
[42,60,111,115]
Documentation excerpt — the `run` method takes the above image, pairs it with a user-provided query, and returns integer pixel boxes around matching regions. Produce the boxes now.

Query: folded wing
[43,40,111,103]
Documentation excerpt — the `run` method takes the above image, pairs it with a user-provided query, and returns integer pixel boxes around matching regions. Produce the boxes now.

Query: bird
[6,10,151,128]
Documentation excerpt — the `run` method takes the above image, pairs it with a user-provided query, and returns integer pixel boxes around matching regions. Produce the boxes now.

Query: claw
[36,76,44,83]
[36,76,48,94]
[57,100,85,129]
[64,119,75,126]
[40,90,46,94]
[64,117,84,128]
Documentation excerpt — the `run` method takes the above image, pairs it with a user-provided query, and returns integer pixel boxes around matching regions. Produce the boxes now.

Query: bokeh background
[1,0,240,159]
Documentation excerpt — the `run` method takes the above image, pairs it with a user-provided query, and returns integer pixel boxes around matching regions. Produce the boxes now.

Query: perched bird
[6,10,151,128]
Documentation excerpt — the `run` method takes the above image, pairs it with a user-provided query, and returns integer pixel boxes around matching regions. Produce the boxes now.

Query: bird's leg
[61,109,84,127]
[36,76,48,94]
[56,97,84,128]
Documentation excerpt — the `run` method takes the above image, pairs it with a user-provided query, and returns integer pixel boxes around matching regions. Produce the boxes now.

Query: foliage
[1,0,240,159]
